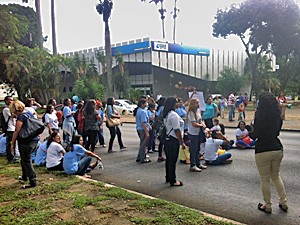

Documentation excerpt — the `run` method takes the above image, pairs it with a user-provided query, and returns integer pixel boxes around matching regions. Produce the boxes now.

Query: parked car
[114,99,137,115]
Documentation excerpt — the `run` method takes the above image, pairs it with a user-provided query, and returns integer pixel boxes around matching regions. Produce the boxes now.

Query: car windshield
[124,100,134,105]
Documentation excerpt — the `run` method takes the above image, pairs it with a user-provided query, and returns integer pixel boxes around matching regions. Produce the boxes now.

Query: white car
[114,99,137,115]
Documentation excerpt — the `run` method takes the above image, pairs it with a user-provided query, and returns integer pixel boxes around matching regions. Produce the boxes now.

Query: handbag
[19,114,45,139]
[106,114,121,127]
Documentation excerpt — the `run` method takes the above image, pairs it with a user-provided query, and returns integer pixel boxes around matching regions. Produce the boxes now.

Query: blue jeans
[76,155,92,176]
[188,134,200,168]
[209,152,232,165]
[236,139,256,148]
[229,105,235,121]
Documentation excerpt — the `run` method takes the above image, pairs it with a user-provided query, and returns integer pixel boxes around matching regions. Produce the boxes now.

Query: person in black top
[249,92,288,214]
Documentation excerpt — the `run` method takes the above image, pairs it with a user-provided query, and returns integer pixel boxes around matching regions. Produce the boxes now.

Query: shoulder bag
[106,113,121,127]
[19,114,45,139]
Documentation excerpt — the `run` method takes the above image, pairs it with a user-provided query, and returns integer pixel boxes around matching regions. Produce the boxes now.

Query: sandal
[170,181,183,187]
[83,174,92,178]
[258,203,272,214]
[279,204,288,212]
[141,159,151,163]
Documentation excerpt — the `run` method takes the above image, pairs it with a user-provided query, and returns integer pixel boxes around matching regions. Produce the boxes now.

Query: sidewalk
[121,106,300,131]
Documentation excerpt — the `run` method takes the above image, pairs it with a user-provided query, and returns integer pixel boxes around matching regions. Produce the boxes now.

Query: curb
[77,175,245,225]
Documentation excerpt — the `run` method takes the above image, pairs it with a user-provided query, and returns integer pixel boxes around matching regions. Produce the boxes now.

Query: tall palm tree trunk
[51,0,57,55]
[35,0,43,48]
[105,21,113,98]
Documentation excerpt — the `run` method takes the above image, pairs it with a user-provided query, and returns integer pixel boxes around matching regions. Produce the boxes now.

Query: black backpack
[152,114,164,132]
[0,107,10,133]
[156,113,172,144]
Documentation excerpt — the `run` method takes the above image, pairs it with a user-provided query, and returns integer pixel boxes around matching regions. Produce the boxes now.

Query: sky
[3,0,298,54]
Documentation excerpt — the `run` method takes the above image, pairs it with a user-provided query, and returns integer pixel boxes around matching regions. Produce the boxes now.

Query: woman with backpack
[9,100,40,189]
[155,96,166,162]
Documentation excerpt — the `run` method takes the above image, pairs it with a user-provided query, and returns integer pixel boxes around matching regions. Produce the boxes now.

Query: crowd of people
[0,91,289,213]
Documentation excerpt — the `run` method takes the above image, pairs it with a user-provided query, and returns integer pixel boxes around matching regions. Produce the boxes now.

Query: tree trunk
[35,0,43,48]
[51,0,57,55]
[105,21,113,98]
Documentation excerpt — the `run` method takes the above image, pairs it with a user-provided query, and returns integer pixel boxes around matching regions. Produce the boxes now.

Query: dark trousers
[164,136,180,184]
[85,129,98,152]
[96,128,105,145]
[18,141,38,185]
[47,159,64,171]
[5,131,15,161]
[204,118,213,129]
[108,126,124,150]
[147,129,156,151]
[76,155,92,175]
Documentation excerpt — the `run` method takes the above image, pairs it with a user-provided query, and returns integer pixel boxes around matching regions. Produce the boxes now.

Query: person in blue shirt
[202,97,219,129]
[34,140,48,166]
[95,100,106,148]
[175,98,187,132]
[147,103,156,153]
[62,98,76,145]
[134,99,150,163]
[63,134,102,177]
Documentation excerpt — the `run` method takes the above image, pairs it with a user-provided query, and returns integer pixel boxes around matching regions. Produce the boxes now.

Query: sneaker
[102,144,107,148]
[120,146,127,151]
[223,159,233,164]
[279,203,288,212]
[147,150,154,153]
[190,166,202,172]
[18,176,28,182]
[108,149,116,153]
[157,156,166,162]
[197,164,207,169]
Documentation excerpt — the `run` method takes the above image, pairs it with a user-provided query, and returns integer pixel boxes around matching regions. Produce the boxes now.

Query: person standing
[156,96,166,162]
[163,97,186,187]
[186,98,207,172]
[25,98,42,118]
[250,92,288,214]
[10,100,39,188]
[95,100,106,148]
[228,93,236,122]
[134,99,151,163]
[105,97,126,153]
[62,98,76,145]
[2,96,17,163]
[83,99,101,152]
[44,105,59,135]
[202,97,218,129]
[277,91,288,120]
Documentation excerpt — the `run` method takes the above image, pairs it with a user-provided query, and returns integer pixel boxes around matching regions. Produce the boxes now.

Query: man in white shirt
[2,96,17,163]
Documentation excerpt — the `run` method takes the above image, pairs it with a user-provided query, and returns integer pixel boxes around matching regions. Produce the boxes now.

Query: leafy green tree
[72,79,105,100]
[124,88,142,103]
[213,0,300,98]
[95,50,106,74]
[113,72,130,99]
[216,67,244,97]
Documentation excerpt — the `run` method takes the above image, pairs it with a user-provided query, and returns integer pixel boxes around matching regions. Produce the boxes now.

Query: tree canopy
[213,0,300,97]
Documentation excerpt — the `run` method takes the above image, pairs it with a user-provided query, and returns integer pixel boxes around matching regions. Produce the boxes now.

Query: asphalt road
[44,124,300,225]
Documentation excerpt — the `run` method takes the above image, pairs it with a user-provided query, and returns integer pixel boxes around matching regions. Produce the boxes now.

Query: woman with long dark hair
[134,98,150,163]
[63,134,101,177]
[250,92,288,213]
[163,97,186,187]
[44,104,59,135]
[105,97,126,153]
[156,96,167,162]
[46,131,65,171]
[83,99,101,152]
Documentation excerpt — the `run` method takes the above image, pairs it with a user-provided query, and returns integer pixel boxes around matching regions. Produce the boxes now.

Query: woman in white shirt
[46,132,65,171]
[186,98,207,172]
[45,105,59,134]
[163,97,186,187]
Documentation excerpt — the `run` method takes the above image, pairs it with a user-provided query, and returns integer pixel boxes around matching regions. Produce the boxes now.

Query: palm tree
[51,0,57,55]
[142,0,166,39]
[171,0,179,43]
[95,50,107,74]
[22,0,43,48]
[96,0,113,98]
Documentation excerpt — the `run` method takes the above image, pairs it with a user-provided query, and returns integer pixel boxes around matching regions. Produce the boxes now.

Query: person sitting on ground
[235,121,256,149]
[204,130,232,165]
[210,118,221,132]
[34,139,48,167]
[63,134,102,178]
[219,123,234,150]
[46,131,65,171]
